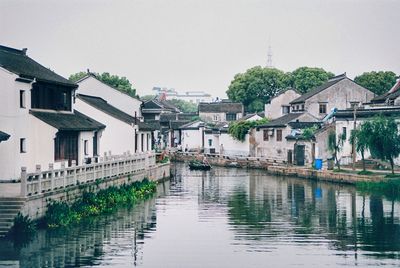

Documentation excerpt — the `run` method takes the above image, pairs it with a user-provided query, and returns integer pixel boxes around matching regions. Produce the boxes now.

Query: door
[287,150,293,164]
[294,144,305,166]
[54,131,78,166]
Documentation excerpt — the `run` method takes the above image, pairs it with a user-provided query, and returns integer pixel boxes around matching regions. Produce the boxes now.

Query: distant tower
[266,45,273,68]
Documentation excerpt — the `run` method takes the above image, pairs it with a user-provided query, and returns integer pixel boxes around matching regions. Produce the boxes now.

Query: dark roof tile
[198,101,243,113]
[258,113,304,128]
[0,45,76,87]
[0,131,10,142]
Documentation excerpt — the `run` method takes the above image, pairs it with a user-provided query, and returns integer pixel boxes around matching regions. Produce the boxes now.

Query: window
[84,140,89,156]
[301,104,304,111]
[276,129,282,142]
[319,103,327,114]
[213,115,219,121]
[20,90,26,108]
[342,127,347,140]
[282,106,290,115]
[263,130,269,141]
[20,138,26,153]
[208,139,213,146]
[226,113,237,121]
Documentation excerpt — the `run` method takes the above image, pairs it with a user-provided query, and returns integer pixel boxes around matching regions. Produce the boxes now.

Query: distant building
[198,100,244,123]
[289,73,374,119]
[152,87,212,104]
[265,88,301,120]
[141,99,180,121]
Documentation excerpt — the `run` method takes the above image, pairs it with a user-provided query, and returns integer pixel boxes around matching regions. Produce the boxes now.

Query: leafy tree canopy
[354,71,397,96]
[287,67,334,94]
[167,99,198,113]
[69,71,137,98]
[361,116,400,174]
[228,118,268,142]
[227,67,289,113]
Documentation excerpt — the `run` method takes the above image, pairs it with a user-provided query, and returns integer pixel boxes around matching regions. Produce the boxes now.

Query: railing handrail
[21,151,157,197]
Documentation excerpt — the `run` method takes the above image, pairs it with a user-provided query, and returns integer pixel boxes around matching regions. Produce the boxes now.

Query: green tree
[362,116,400,174]
[69,71,137,98]
[226,66,289,113]
[228,118,268,142]
[167,99,198,113]
[287,67,334,94]
[328,130,346,170]
[349,124,371,172]
[354,71,397,96]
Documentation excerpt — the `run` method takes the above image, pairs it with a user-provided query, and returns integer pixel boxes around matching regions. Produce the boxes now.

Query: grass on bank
[42,178,157,228]
[356,178,400,201]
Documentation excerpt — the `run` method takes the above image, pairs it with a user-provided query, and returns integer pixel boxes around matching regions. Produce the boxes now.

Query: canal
[1,163,400,267]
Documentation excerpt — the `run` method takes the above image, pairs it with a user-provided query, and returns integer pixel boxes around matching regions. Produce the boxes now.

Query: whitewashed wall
[181,128,203,150]
[219,133,250,156]
[75,98,136,156]
[77,76,142,118]
[265,89,301,119]
[204,133,220,153]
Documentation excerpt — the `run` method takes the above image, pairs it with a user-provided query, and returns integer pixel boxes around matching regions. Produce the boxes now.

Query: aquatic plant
[43,178,157,228]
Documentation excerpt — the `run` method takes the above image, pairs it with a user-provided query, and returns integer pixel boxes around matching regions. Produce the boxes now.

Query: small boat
[188,160,212,170]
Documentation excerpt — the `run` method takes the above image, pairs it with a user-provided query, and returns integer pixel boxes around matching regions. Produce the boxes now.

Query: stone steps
[0,197,25,237]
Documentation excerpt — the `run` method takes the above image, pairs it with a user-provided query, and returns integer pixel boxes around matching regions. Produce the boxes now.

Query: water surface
[1,163,400,267]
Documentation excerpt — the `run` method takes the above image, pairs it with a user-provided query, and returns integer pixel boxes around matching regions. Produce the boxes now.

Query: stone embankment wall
[173,152,384,184]
[21,163,170,220]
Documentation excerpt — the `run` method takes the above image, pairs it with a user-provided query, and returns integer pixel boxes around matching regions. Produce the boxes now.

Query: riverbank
[171,152,385,184]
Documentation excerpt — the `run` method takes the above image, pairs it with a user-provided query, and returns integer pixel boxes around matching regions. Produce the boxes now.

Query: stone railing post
[61,162,66,188]
[49,163,54,192]
[20,167,27,197]
[36,164,42,194]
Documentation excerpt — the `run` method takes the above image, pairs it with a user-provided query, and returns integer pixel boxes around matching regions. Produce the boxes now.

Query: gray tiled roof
[77,94,136,125]
[30,110,105,131]
[0,45,76,87]
[258,113,304,128]
[0,131,10,142]
[198,101,243,113]
[290,75,346,104]
[335,107,400,119]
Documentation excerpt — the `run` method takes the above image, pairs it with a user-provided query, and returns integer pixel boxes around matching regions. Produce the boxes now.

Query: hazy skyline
[1,0,399,98]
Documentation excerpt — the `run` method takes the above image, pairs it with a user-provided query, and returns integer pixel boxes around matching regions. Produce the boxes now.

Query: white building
[153,87,212,104]
[75,94,152,156]
[198,101,244,122]
[180,120,205,151]
[204,113,263,156]
[265,88,301,120]
[0,45,104,181]
[76,73,143,119]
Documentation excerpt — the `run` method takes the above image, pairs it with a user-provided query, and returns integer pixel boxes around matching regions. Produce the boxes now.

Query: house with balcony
[0,45,105,181]
[198,100,243,123]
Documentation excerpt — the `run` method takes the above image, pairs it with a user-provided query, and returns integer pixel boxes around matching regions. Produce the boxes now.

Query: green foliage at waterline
[228,118,268,142]
[7,213,37,243]
[43,179,157,228]
[357,179,400,201]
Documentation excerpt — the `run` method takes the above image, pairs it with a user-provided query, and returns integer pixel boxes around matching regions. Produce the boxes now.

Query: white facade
[180,121,205,151]
[77,75,142,118]
[0,68,100,180]
[265,89,301,120]
[75,98,138,156]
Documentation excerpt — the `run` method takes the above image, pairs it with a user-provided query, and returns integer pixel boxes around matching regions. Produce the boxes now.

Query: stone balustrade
[20,151,156,197]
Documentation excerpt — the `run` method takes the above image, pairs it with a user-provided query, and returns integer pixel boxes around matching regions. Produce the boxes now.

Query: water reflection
[1,165,400,267]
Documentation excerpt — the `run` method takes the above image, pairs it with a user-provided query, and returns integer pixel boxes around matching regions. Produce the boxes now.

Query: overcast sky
[0,0,399,98]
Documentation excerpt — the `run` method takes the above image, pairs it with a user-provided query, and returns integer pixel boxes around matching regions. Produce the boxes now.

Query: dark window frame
[20,90,26,108]
[276,129,282,142]
[319,103,327,114]
[226,113,237,121]
[20,138,26,153]
[263,130,269,141]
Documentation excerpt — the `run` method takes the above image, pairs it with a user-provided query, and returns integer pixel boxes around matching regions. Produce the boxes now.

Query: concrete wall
[77,76,142,118]
[265,89,301,119]
[75,98,137,156]
[304,78,375,119]
[21,163,170,220]
[219,132,250,156]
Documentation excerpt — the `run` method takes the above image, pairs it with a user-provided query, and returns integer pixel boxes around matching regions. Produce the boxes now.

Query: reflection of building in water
[195,169,400,254]
[0,181,169,268]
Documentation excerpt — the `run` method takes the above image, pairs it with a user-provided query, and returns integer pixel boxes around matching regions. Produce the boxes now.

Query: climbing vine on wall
[228,118,268,142]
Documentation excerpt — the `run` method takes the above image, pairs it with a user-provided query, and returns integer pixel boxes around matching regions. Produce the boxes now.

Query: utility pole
[350,101,359,171]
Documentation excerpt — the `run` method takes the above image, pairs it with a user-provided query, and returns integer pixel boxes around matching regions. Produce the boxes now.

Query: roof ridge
[0,45,26,55]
